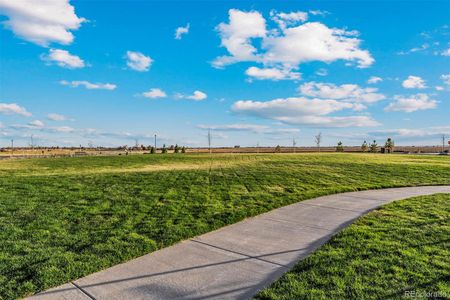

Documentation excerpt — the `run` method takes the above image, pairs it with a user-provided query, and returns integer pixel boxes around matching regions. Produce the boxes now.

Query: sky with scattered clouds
[0,0,449,147]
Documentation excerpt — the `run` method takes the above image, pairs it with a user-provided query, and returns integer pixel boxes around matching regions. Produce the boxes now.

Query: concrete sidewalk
[28,186,450,300]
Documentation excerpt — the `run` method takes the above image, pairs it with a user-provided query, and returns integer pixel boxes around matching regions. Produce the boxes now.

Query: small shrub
[336,141,344,152]
[275,145,281,153]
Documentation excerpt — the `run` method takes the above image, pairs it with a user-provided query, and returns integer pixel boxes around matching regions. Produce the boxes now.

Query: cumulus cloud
[142,88,167,99]
[299,82,385,103]
[0,103,32,116]
[232,97,379,127]
[126,51,153,72]
[442,48,450,56]
[367,76,382,84]
[402,75,427,89]
[385,93,437,113]
[181,90,207,101]
[60,80,116,90]
[47,113,69,121]
[175,23,190,39]
[41,49,85,68]
[213,9,267,68]
[213,9,373,78]
[0,0,85,46]
[245,66,301,80]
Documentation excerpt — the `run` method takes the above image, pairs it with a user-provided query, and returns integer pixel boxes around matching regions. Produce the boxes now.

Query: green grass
[0,153,449,299]
[256,193,450,300]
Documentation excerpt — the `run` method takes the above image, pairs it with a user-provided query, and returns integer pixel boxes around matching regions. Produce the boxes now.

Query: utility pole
[442,135,446,153]
[11,139,14,157]
[207,128,212,154]
[30,134,34,150]
[293,137,297,153]
[315,132,322,152]
[154,134,157,150]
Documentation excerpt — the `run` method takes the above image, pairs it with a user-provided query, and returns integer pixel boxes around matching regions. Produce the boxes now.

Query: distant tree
[169,145,175,150]
[336,141,344,152]
[150,146,155,154]
[181,146,186,153]
[162,144,168,154]
[315,132,322,152]
[275,145,281,153]
[174,144,179,153]
[361,140,368,152]
[370,140,378,153]
[385,138,395,153]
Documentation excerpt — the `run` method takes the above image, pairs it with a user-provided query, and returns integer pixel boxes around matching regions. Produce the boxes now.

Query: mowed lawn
[0,153,449,299]
[256,193,450,300]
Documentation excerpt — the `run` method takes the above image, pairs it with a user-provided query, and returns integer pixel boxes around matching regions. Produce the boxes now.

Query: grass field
[0,153,449,299]
[256,193,450,299]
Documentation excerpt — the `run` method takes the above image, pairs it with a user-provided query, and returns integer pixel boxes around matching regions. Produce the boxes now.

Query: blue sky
[0,0,449,147]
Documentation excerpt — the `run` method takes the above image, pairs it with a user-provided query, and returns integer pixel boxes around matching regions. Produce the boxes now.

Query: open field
[1,153,449,299]
[1,144,448,159]
[256,193,450,299]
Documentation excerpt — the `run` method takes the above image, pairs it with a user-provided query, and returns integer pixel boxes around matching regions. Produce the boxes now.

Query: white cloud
[270,10,308,30]
[197,123,300,135]
[126,51,153,72]
[245,66,300,80]
[0,103,32,116]
[402,75,427,89]
[369,126,450,139]
[49,126,74,133]
[41,49,85,69]
[28,120,44,128]
[441,74,450,87]
[183,90,207,101]
[213,9,267,68]
[142,88,167,99]
[367,76,382,84]
[315,68,328,76]
[299,82,385,103]
[0,0,85,46]
[175,23,190,40]
[10,119,44,130]
[232,97,379,127]
[435,86,444,91]
[197,123,268,132]
[213,9,373,74]
[262,22,372,68]
[60,80,116,90]
[385,93,437,113]
[442,48,450,56]
[47,113,68,121]
[309,10,329,17]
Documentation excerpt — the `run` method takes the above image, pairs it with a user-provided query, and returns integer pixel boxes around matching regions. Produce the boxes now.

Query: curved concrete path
[28,186,450,300]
